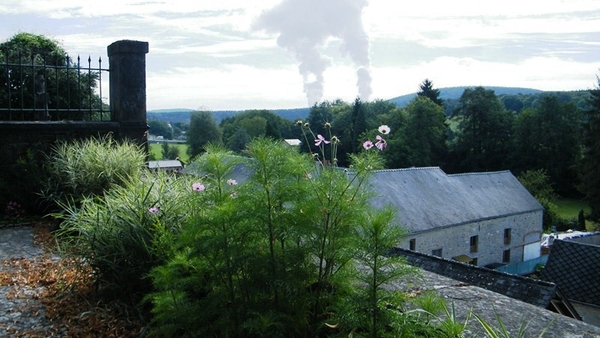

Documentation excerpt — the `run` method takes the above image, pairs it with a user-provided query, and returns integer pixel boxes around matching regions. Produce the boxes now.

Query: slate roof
[367,168,543,233]
[541,239,600,307]
[391,247,557,308]
[148,160,183,170]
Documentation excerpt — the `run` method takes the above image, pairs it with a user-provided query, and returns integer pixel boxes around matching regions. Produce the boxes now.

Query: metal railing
[0,50,110,121]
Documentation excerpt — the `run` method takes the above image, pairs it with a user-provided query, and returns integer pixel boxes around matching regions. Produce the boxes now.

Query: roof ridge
[373,166,442,173]
[448,170,512,177]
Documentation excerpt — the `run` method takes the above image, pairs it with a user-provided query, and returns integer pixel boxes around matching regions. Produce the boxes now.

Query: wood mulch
[0,221,147,337]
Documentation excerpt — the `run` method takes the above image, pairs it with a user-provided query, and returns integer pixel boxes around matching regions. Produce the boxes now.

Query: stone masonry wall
[397,210,544,267]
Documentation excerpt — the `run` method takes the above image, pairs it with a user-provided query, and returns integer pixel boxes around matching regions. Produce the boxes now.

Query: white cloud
[147,63,307,111]
[1,0,599,110]
[370,55,599,101]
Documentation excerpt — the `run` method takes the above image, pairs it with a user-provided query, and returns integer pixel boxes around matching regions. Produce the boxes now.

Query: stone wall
[0,40,149,214]
[397,210,544,267]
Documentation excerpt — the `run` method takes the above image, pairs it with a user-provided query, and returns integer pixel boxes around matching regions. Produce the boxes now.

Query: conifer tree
[417,78,444,106]
[580,77,600,221]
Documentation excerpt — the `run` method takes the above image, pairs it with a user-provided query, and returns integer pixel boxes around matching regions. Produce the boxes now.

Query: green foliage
[147,133,462,337]
[337,208,415,337]
[187,111,223,159]
[149,143,189,163]
[161,142,180,160]
[220,109,295,152]
[450,87,515,172]
[417,78,444,106]
[579,78,600,221]
[578,209,586,230]
[474,310,551,338]
[148,120,173,139]
[518,169,557,201]
[0,32,103,121]
[55,171,196,300]
[0,146,47,215]
[41,135,146,210]
[518,169,558,230]
[401,96,448,167]
[513,96,583,195]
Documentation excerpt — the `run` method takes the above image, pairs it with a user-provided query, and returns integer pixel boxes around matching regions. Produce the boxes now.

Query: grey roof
[181,157,253,185]
[391,247,558,308]
[148,160,183,169]
[368,167,543,233]
[387,265,596,336]
[541,239,600,307]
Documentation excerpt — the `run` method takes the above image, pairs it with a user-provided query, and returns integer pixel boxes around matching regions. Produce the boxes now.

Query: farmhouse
[368,167,544,267]
[147,159,184,173]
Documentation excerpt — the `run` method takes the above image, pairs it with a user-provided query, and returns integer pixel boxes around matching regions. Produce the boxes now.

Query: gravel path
[0,225,62,337]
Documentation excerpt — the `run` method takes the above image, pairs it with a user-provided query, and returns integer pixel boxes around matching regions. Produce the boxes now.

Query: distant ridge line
[148,86,575,123]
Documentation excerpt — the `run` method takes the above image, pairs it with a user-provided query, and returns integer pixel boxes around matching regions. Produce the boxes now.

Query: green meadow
[149,142,190,163]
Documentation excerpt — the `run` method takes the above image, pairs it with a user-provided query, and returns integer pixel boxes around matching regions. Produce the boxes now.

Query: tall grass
[55,171,196,300]
[41,135,146,210]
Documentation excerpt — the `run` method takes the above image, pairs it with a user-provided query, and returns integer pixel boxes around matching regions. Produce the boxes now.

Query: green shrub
[55,170,196,301]
[0,146,47,216]
[147,135,465,337]
[41,135,146,210]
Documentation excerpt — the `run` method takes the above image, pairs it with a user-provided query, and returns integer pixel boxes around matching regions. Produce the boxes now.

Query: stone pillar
[107,40,149,147]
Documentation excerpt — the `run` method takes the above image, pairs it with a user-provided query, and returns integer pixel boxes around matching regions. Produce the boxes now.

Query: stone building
[368,167,544,267]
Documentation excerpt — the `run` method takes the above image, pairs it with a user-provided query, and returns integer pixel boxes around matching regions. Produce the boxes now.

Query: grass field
[149,142,190,163]
[555,197,589,219]
[554,197,598,231]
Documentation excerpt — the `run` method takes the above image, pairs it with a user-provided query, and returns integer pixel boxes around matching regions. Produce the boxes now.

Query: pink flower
[378,125,391,135]
[315,134,330,146]
[227,179,238,186]
[192,183,206,191]
[375,135,387,151]
[363,140,374,150]
[148,206,159,214]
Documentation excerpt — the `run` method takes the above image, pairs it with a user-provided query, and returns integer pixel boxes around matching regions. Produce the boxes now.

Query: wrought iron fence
[0,50,110,121]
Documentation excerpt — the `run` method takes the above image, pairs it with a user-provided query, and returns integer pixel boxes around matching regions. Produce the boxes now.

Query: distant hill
[147,107,310,124]
[148,86,585,124]
[387,86,544,107]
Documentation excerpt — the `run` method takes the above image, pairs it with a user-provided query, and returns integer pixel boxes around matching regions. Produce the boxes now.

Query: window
[409,239,416,251]
[503,249,511,263]
[504,228,511,245]
[471,258,478,266]
[470,235,478,253]
[432,248,443,257]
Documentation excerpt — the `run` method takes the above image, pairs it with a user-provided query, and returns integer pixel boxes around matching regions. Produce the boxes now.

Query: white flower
[378,125,391,135]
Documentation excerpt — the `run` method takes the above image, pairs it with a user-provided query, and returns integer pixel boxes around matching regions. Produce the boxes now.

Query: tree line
[180,78,600,224]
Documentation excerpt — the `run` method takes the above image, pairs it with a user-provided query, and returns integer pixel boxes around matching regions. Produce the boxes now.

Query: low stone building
[147,159,184,173]
[369,167,544,267]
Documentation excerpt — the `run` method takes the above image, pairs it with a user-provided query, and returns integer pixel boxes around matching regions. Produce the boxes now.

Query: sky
[1,0,599,111]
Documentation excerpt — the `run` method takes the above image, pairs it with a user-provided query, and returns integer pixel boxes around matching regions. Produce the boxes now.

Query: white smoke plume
[254,0,372,106]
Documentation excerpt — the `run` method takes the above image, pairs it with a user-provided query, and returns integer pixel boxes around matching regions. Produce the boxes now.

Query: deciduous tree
[450,87,515,172]
[512,95,582,195]
[187,111,222,159]
[402,96,448,167]
[0,32,102,120]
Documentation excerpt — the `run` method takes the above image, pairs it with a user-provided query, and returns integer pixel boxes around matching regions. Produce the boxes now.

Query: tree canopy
[579,77,600,221]
[417,78,444,106]
[187,111,222,159]
[0,32,102,121]
[450,87,515,172]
